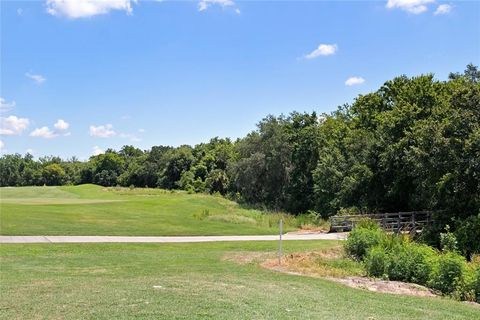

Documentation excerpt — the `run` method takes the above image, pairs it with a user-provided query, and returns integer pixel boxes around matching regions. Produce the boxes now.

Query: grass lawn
[1,240,478,319]
[0,185,297,236]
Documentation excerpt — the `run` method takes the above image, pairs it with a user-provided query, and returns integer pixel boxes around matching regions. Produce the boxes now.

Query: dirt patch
[327,277,436,297]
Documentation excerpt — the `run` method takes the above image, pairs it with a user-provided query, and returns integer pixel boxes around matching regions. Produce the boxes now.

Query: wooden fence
[329,211,434,233]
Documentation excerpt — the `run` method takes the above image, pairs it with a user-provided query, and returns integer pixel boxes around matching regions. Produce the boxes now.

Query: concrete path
[0,233,347,244]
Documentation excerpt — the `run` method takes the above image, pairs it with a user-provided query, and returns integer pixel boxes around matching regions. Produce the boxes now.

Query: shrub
[447,262,478,301]
[404,243,437,285]
[347,220,476,300]
[364,245,388,278]
[440,225,458,252]
[386,242,436,285]
[344,220,384,260]
[429,252,466,295]
[364,240,436,285]
[475,267,480,303]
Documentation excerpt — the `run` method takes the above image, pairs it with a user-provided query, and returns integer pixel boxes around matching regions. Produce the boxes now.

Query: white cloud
[304,44,338,59]
[30,126,58,139]
[345,76,365,86]
[29,120,71,139]
[138,128,145,133]
[54,119,69,130]
[26,148,34,154]
[386,0,435,14]
[0,140,4,151]
[92,146,104,156]
[25,72,46,84]
[434,4,452,15]
[0,115,30,135]
[0,97,16,112]
[17,8,23,16]
[46,0,134,19]
[89,124,116,138]
[198,0,236,12]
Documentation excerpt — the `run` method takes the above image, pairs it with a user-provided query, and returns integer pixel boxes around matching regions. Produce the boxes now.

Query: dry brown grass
[260,245,363,278]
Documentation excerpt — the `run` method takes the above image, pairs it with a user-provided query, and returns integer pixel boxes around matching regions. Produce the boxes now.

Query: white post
[278,219,283,265]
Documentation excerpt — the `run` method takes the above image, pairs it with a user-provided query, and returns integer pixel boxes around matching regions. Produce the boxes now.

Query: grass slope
[1,240,478,320]
[0,185,296,236]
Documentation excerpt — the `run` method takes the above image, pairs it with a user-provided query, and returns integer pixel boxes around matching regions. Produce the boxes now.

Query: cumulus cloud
[0,140,4,151]
[30,126,58,139]
[0,97,16,113]
[434,4,452,15]
[89,124,116,138]
[304,44,338,59]
[26,148,34,154]
[198,0,238,12]
[54,119,70,130]
[345,76,366,86]
[46,0,135,19]
[92,145,104,156]
[30,119,71,139]
[386,0,435,14]
[25,72,46,84]
[0,115,30,135]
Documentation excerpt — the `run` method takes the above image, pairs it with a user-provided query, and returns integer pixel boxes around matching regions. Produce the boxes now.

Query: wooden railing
[329,211,434,233]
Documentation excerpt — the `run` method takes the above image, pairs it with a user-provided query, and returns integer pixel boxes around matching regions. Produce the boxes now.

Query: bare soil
[327,276,436,297]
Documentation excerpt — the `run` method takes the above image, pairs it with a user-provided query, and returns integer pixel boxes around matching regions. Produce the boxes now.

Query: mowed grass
[0,185,296,236]
[1,240,478,320]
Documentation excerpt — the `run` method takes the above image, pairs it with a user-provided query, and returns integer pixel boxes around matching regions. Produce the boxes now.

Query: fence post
[278,219,283,265]
[397,214,401,233]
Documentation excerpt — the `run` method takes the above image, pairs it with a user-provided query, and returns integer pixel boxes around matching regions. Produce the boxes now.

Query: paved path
[0,233,347,244]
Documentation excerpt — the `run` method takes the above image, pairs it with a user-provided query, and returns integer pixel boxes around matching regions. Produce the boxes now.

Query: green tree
[42,164,66,186]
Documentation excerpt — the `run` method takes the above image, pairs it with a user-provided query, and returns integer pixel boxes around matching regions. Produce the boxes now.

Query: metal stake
[278,219,283,265]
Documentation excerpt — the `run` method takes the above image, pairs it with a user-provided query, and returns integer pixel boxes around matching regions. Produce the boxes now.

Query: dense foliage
[1,65,479,251]
[346,222,480,301]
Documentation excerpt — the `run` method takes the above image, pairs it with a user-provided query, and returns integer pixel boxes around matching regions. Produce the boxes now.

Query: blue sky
[1,0,479,159]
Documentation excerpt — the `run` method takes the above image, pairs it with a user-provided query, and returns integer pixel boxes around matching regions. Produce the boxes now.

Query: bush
[348,220,477,300]
[364,240,436,285]
[440,225,458,252]
[404,243,437,285]
[344,220,384,260]
[364,246,388,278]
[429,252,466,295]
[475,267,480,303]
[386,242,436,285]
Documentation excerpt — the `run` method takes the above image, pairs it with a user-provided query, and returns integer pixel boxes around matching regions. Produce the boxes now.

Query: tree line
[1,64,479,244]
